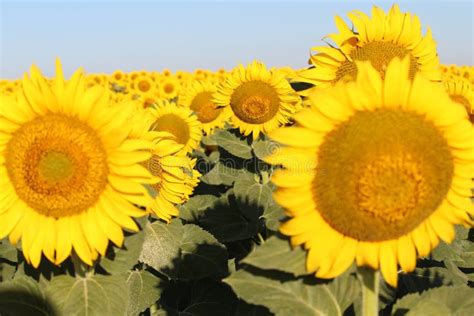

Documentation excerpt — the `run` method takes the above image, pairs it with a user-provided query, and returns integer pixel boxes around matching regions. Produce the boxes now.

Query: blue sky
[0,1,472,79]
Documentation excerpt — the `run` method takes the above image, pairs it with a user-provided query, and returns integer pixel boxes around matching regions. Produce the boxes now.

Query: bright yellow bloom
[111,69,127,83]
[297,4,441,90]
[160,77,180,99]
[147,100,202,155]
[266,57,473,288]
[127,108,200,221]
[214,61,301,139]
[143,136,200,221]
[179,79,227,135]
[0,60,155,267]
[131,73,157,95]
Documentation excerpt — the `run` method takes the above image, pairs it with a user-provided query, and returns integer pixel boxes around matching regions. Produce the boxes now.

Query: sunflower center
[335,41,418,82]
[138,80,151,92]
[5,115,108,218]
[190,92,222,123]
[357,154,428,223]
[151,114,190,145]
[230,81,280,124]
[314,109,453,241]
[164,83,174,94]
[38,152,75,183]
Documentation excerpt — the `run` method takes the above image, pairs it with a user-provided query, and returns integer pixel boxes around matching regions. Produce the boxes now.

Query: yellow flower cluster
[0,62,203,267]
[0,61,303,268]
[441,64,474,84]
[440,64,474,122]
[0,4,472,292]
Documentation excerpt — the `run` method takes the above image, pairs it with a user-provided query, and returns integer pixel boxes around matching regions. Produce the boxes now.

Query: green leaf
[224,270,360,316]
[399,263,468,295]
[179,194,219,222]
[242,235,308,277]
[139,220,228,280]
[46,274,128,316]
[200,162,243,186]
[99,229,145,275]
[0,262,16,282]
[201,134,218,146]
[392,285,474,315]
[0,239,18,263]
[233,172,273,211]
[213,129,253,159]
[252,139,280,160]
[160,279,238,315]
[262,203,284,231]
[430,227,471,265]
[125,270,163,316]
[0,275,55,316]
[236,300,272,316]
[198,192,261,243]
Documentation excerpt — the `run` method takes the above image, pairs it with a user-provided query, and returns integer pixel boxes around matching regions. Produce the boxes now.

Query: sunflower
[297,4,441,90]
[126,109,200,222]
[179,79,227,135]
[160,77,180,99]
[265,57,474,288]
[0,60,155,268]
[443,77,473,123]
[131,73,156,94]
[111,69,127,83]
[214,61,301,139]
[143,138,200,221]
[147,100,202,155]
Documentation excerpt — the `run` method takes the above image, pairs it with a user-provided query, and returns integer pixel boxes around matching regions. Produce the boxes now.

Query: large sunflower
[147,100,202,155]
[214,61,301,139]
[179,79,227,135]
[297,4,441,89]
[0,61,154,267]
[265,57,473,288]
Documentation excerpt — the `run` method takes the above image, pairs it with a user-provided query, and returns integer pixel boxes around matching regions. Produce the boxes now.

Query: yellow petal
[411,223,431,257]
[397,235,417,272]
[280,212,319,236]
[269,127,323,148]
[96,208,124,247]
[55,217,73,265]
[356,241,380,270]
[99,196,139,232]
[29,216,47,268]
[379,241,398,288]
[319,237,357,279]
[270,169,314,188]
[70,216,93,265]
[0,201,25,239]
[429,214,455,243]
[42,217,57,263]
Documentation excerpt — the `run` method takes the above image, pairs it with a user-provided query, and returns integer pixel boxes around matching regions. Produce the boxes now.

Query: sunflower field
[0,4,473,316]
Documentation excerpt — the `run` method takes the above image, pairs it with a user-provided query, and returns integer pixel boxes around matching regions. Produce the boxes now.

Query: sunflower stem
[358,267,379,316]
